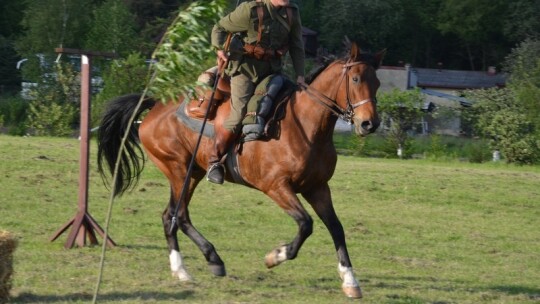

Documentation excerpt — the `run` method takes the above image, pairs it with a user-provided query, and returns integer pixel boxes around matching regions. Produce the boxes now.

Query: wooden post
[50,48,117,248]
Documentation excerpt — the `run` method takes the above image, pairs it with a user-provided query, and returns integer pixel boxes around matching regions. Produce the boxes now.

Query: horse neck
[291,63,343,141]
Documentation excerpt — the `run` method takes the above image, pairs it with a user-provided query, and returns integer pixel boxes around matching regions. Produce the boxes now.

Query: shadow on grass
[367,275,540,302]
[118,244,164,251]
[13,290,195,303]
[490,285,540,300]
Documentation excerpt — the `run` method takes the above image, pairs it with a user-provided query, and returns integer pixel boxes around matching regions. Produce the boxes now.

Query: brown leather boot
[207,128,236,184]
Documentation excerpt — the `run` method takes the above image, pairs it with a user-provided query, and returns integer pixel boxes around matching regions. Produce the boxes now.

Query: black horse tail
[97,94,156,197]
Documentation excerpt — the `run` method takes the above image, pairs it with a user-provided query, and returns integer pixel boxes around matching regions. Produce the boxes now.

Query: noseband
[300,61,377,124]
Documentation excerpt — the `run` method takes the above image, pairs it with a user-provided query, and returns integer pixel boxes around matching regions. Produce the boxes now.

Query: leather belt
[243,44,287,61]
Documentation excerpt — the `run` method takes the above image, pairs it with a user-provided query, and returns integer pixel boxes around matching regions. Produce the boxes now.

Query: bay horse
[97,43,384,298]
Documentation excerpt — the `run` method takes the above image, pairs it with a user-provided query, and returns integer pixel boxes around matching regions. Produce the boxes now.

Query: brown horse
[97,43,384,298]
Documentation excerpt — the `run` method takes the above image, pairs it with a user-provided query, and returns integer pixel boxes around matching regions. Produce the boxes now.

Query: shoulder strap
[254,0,294,44]
[273,5,293,32]
[256,4,264,43]
[286,7,293,27]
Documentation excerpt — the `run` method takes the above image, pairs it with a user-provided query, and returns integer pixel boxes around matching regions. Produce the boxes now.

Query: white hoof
[342,285,363,298]
[172,269,193,282]
[169,250,192,282]
[338,264,362,298]
[265,245,288,268]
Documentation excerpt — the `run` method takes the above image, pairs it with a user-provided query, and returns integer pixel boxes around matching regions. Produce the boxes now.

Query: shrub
[27,99,76,136]
[92,53,149,127]
[25,64,79,136]
[377,88,425,158]
[465,88,539,165]
[0,94,30,135]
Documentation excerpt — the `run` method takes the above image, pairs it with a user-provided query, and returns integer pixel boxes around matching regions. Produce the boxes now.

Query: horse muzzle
[354,117,379,136]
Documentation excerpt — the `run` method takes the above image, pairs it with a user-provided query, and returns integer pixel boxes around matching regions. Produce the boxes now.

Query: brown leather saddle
[179,70,295,141]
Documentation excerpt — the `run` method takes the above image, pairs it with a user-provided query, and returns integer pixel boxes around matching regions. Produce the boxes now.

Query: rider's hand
[216,50,228,70]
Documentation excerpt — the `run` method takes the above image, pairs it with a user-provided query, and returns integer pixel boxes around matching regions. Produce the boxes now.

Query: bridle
[299,60,377,124]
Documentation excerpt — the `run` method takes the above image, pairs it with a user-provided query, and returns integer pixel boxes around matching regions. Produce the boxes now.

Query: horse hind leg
[264,186,313,268]
[302,184,362,299]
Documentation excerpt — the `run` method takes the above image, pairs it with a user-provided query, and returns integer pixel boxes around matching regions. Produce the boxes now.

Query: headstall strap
[301,60,375,124]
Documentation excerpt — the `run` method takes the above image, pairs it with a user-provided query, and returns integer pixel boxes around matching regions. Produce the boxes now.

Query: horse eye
[352,76,360,83]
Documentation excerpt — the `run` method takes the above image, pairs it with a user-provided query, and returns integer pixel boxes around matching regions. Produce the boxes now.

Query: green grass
[1,134,539,303]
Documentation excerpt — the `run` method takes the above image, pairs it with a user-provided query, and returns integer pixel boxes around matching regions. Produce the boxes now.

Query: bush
[465,88,539,165]
[27,99,76,136]
[0,94,29,135]
[25,63,79,137]
[377,88,425,157]
[334,132,495,163]
[92,53,149,127]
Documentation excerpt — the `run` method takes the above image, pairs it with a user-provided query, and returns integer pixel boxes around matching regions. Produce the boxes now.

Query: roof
[421,89,472,107]
[302,26,318,36]
[414,68,507,89]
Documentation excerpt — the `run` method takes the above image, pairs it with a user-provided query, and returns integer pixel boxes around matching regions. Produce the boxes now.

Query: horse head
[343,43,385,136]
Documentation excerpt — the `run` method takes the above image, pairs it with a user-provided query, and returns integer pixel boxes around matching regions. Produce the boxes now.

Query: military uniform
[211,0,305,133]
[206,0,305,184]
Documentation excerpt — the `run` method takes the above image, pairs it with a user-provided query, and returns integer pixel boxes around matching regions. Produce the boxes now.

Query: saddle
[186,67,230,120]
[184,68,295,141]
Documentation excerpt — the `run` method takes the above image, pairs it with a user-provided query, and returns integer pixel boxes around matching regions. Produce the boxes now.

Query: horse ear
[374,49,387,69]
[350,42,361,61]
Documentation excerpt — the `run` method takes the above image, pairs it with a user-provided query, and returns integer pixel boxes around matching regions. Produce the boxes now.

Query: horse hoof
[172,270,192,282]
[265,254,276,268]
[264,249,280,268]
[209,264,226,277]
[342,286,363,299]
[265,246,287,268]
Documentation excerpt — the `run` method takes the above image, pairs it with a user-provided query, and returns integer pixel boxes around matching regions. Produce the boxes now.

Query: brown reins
[299,61,377,124]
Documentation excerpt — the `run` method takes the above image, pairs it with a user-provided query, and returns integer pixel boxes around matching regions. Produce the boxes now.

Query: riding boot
[207,128,236,184]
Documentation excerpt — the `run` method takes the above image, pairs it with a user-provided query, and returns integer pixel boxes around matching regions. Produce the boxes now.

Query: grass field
[1,134,539,304]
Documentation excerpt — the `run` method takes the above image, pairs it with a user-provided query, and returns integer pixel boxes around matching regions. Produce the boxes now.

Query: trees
[503,38,540,139]
[319,0,403,52]
[85,0,141,57]
[91,53,149,126]
[437,0,510,71]
[15,0,94,82]
[465,88,539,164]
[377,88,425,158]
[503,0,540,43]
[0,0,26,93]
[16,0,93,56]
[388,0,442,68]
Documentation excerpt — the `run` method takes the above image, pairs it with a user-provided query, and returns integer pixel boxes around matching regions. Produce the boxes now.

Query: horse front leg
[302,184,363,299]
[167,174,227,278]
[177,208,227,277]
[162,191,192,282]
[264,185,313,268]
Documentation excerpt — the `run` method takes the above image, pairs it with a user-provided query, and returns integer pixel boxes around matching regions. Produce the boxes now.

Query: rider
[207,0,306,184]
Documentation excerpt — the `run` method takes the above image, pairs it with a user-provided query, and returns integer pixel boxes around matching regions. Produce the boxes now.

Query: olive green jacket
[211,0,305,82]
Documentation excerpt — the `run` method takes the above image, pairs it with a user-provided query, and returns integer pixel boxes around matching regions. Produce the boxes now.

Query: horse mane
[305,52,381,85]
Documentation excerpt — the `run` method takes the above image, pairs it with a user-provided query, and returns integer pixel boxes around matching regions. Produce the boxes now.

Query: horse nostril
[361,120,373,131]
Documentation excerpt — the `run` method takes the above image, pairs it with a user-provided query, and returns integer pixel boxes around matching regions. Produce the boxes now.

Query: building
[376,65,507,135]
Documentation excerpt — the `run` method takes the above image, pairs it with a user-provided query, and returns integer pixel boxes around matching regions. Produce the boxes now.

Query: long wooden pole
[50,48,117,248]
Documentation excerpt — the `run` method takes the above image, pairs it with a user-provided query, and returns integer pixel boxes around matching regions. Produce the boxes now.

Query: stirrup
[207,163,225,184]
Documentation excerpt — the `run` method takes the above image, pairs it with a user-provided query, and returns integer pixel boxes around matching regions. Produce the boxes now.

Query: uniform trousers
[223,73,256,133]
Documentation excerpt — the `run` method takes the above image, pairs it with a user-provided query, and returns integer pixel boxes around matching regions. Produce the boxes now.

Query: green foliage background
[149,0,227,102]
